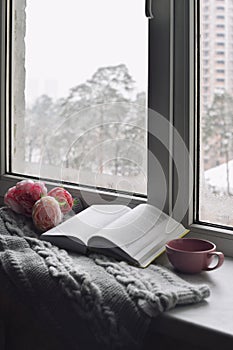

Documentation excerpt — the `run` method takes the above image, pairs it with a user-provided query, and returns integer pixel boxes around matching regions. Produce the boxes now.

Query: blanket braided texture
[0,208,210,349]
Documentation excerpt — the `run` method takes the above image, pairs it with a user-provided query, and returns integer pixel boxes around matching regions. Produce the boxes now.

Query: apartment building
[201,0,233,113]
[201,0,233,170]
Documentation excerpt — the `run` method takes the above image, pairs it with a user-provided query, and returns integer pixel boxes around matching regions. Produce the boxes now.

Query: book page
[88,204,166,248]
[88,204,186,263]
[42,204,131,246]
[129,222,187,265]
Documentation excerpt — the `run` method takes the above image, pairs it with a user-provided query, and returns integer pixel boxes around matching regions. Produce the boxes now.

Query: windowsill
[154,253,233,349]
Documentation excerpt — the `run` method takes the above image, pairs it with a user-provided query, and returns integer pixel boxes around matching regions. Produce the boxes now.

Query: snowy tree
[203,92,233,195]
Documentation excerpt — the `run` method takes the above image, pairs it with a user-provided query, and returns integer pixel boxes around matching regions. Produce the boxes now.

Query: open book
[41,203,189,268]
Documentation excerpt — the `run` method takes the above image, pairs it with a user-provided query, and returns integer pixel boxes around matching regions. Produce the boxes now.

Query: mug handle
[205,252,224,271]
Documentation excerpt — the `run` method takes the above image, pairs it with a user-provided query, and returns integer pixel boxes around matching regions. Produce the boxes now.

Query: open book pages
[87,204,188,267]
[41,204,189,268]
[41,205,131,253]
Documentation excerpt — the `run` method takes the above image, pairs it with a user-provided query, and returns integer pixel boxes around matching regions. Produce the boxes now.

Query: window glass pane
[199,0,233,226]
[11,0,148,195]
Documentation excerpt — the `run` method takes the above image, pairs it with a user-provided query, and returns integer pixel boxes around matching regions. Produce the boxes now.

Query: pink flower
[4,186,25,215]
[48,187,73,214]
[32,196,62,232]
[4,180,47,217]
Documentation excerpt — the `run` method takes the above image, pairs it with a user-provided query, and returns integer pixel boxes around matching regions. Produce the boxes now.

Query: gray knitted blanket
[0,208,210,349]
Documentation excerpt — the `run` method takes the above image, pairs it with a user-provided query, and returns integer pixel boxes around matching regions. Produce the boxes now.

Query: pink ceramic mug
[165,238,224,274]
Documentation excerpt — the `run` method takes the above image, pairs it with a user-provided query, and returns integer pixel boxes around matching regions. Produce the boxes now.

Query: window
[1,1,233,253]
[1,0,174,212]
[8,0,148,196]
[199,0,233,229]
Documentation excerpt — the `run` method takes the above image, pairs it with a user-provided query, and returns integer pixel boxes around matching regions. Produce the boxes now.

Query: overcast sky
[25,0,148,105]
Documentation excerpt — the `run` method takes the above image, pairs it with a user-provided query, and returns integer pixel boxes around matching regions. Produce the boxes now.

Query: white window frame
[1,0,233,256]
[187,0,233,256]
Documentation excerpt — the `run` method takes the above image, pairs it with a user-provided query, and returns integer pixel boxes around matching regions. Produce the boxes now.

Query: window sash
[0,0,174,211]
[0,0,9,186]
[191,0,233,254]
[2,0,151,203]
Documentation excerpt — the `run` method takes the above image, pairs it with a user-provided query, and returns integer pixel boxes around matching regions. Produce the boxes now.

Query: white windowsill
[155,253,233,349]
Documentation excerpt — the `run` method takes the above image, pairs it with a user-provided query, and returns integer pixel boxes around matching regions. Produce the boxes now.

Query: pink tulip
[32,196,62,232]
[4,180,47,217]
[48,187,74,214]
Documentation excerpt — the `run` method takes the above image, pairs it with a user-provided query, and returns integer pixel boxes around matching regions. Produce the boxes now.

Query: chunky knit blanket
[0,208,210,349]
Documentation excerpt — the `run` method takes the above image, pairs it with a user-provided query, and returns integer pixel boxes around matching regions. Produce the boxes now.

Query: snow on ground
[205,160,233,193]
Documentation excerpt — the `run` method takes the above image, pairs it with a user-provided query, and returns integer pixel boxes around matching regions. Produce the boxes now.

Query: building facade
[201,0,233,170]
[201,0,233,112]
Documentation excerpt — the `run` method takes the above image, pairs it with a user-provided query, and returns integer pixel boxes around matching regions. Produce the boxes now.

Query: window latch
[145,0,154,19]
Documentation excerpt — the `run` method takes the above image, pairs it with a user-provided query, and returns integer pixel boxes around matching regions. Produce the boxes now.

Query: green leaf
[73,198,79,206]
